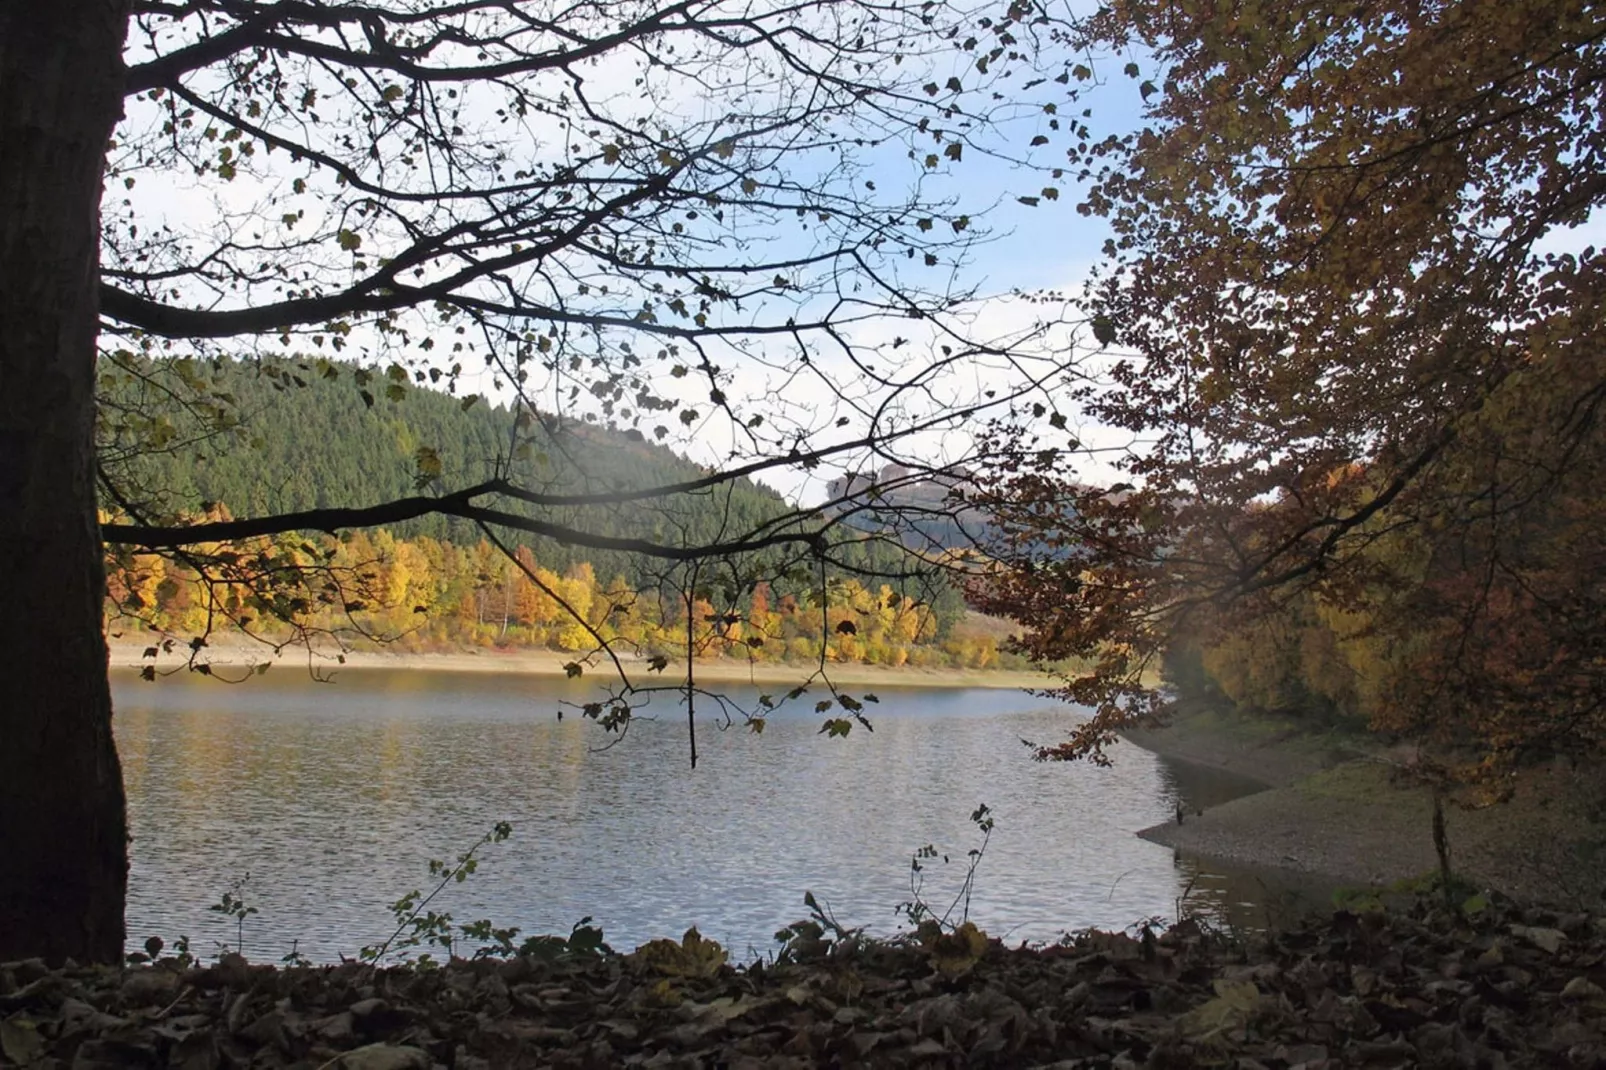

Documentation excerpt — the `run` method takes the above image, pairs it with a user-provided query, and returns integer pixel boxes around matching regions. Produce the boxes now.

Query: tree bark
[0,1,131,964]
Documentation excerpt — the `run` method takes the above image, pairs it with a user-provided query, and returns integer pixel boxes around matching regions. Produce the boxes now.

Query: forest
[99,355,1004,669]
[967,0,1606,785]
[112,527,1017,669]
[4,4,1606,1049]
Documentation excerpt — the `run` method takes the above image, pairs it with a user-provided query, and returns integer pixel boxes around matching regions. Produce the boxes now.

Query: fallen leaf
[1512,925,1566,954]
[632,927,728,979]
[1182,979,1262,1039]
[0,1015,43,1067]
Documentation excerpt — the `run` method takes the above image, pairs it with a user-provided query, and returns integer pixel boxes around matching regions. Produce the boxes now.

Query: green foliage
[101,355,979,657]
[207,873,258,957]
[773,891,865,963]
[356,821,615,966]
[128,934,194,969]
[360,821,515,965]
[514,918,613,963]
[896,803,993,932]
[100,355,786,588]
[1331,870,1487,917]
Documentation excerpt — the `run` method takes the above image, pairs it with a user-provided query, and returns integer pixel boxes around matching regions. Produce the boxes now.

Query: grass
[1294,761,1415,804]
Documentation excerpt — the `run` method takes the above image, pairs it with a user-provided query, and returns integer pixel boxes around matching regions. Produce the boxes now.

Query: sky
[114,3,1606,516]
[107,3,1154,505]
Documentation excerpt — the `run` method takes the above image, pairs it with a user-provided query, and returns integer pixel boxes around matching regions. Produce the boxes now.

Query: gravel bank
[1121,706,1606,907]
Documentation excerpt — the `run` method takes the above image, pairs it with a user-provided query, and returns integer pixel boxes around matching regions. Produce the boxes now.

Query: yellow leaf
[923,920,989,977]
[1182,979,1262,1039]
[632,927,727,978]
[0,1016,43,1067]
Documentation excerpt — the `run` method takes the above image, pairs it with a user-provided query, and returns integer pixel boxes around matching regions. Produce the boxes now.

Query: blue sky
[112,2,1155,504]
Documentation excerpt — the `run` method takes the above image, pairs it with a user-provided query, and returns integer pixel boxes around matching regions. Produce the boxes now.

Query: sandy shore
[1120,704,1606,907]
[105,636,1055,690]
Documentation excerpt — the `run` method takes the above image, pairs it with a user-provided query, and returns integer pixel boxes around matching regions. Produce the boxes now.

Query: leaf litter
[5,897,1606,1067]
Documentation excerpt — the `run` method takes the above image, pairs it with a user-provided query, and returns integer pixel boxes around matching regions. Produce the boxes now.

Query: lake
[112,667,1314,963]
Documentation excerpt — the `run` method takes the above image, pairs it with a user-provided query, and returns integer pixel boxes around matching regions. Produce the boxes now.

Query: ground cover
[6,895,1605,1068]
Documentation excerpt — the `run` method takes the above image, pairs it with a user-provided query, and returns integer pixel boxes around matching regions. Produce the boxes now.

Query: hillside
[99,355,795,587]
[99,356,991,664]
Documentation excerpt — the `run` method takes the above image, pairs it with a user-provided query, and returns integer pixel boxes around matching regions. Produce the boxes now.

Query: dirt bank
[105,636,1053,691]
[1121,705,1606,908]
[1120,705,1367,789]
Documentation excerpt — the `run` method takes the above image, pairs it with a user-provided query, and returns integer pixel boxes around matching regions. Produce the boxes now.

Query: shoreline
[105,636,1055,690]
[1119,703,1606,906]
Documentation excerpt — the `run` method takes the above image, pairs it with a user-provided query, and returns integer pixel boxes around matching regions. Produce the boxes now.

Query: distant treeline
[98,355,1009,667]
[106,525,1019,669]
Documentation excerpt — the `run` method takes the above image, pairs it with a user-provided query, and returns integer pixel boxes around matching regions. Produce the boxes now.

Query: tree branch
[101,484,833,561]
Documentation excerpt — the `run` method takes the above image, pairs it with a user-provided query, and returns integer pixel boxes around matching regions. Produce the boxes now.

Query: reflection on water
[113,668,1319,962]
[1151,760,1340,933]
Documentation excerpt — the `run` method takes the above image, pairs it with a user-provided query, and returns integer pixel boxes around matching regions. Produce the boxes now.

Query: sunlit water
[112,668,1318,963]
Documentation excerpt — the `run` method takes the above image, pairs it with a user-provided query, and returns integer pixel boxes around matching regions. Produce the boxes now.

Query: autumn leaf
[0,1015,44,1066]
[919,920,989,977]
[1182,979,1264,1040]
[631,927,727,979]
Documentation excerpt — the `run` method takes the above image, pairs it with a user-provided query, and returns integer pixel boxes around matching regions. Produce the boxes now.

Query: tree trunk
[0,1,131,964]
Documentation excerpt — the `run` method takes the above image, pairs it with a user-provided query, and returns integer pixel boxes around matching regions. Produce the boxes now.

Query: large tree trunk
[0,2,131,964]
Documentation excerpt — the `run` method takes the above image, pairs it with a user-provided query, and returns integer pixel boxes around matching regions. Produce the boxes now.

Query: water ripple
[114,668,1311,962]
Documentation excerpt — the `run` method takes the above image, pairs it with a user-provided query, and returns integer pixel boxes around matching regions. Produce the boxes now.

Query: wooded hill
[100,356,993,666]
[100,354,793,586]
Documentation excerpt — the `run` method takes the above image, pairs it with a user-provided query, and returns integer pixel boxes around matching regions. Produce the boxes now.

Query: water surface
[113,667,1313,962]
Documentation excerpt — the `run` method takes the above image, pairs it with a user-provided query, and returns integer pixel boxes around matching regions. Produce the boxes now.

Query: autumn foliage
[977,0,1606,773]
[104,523,1022,672]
